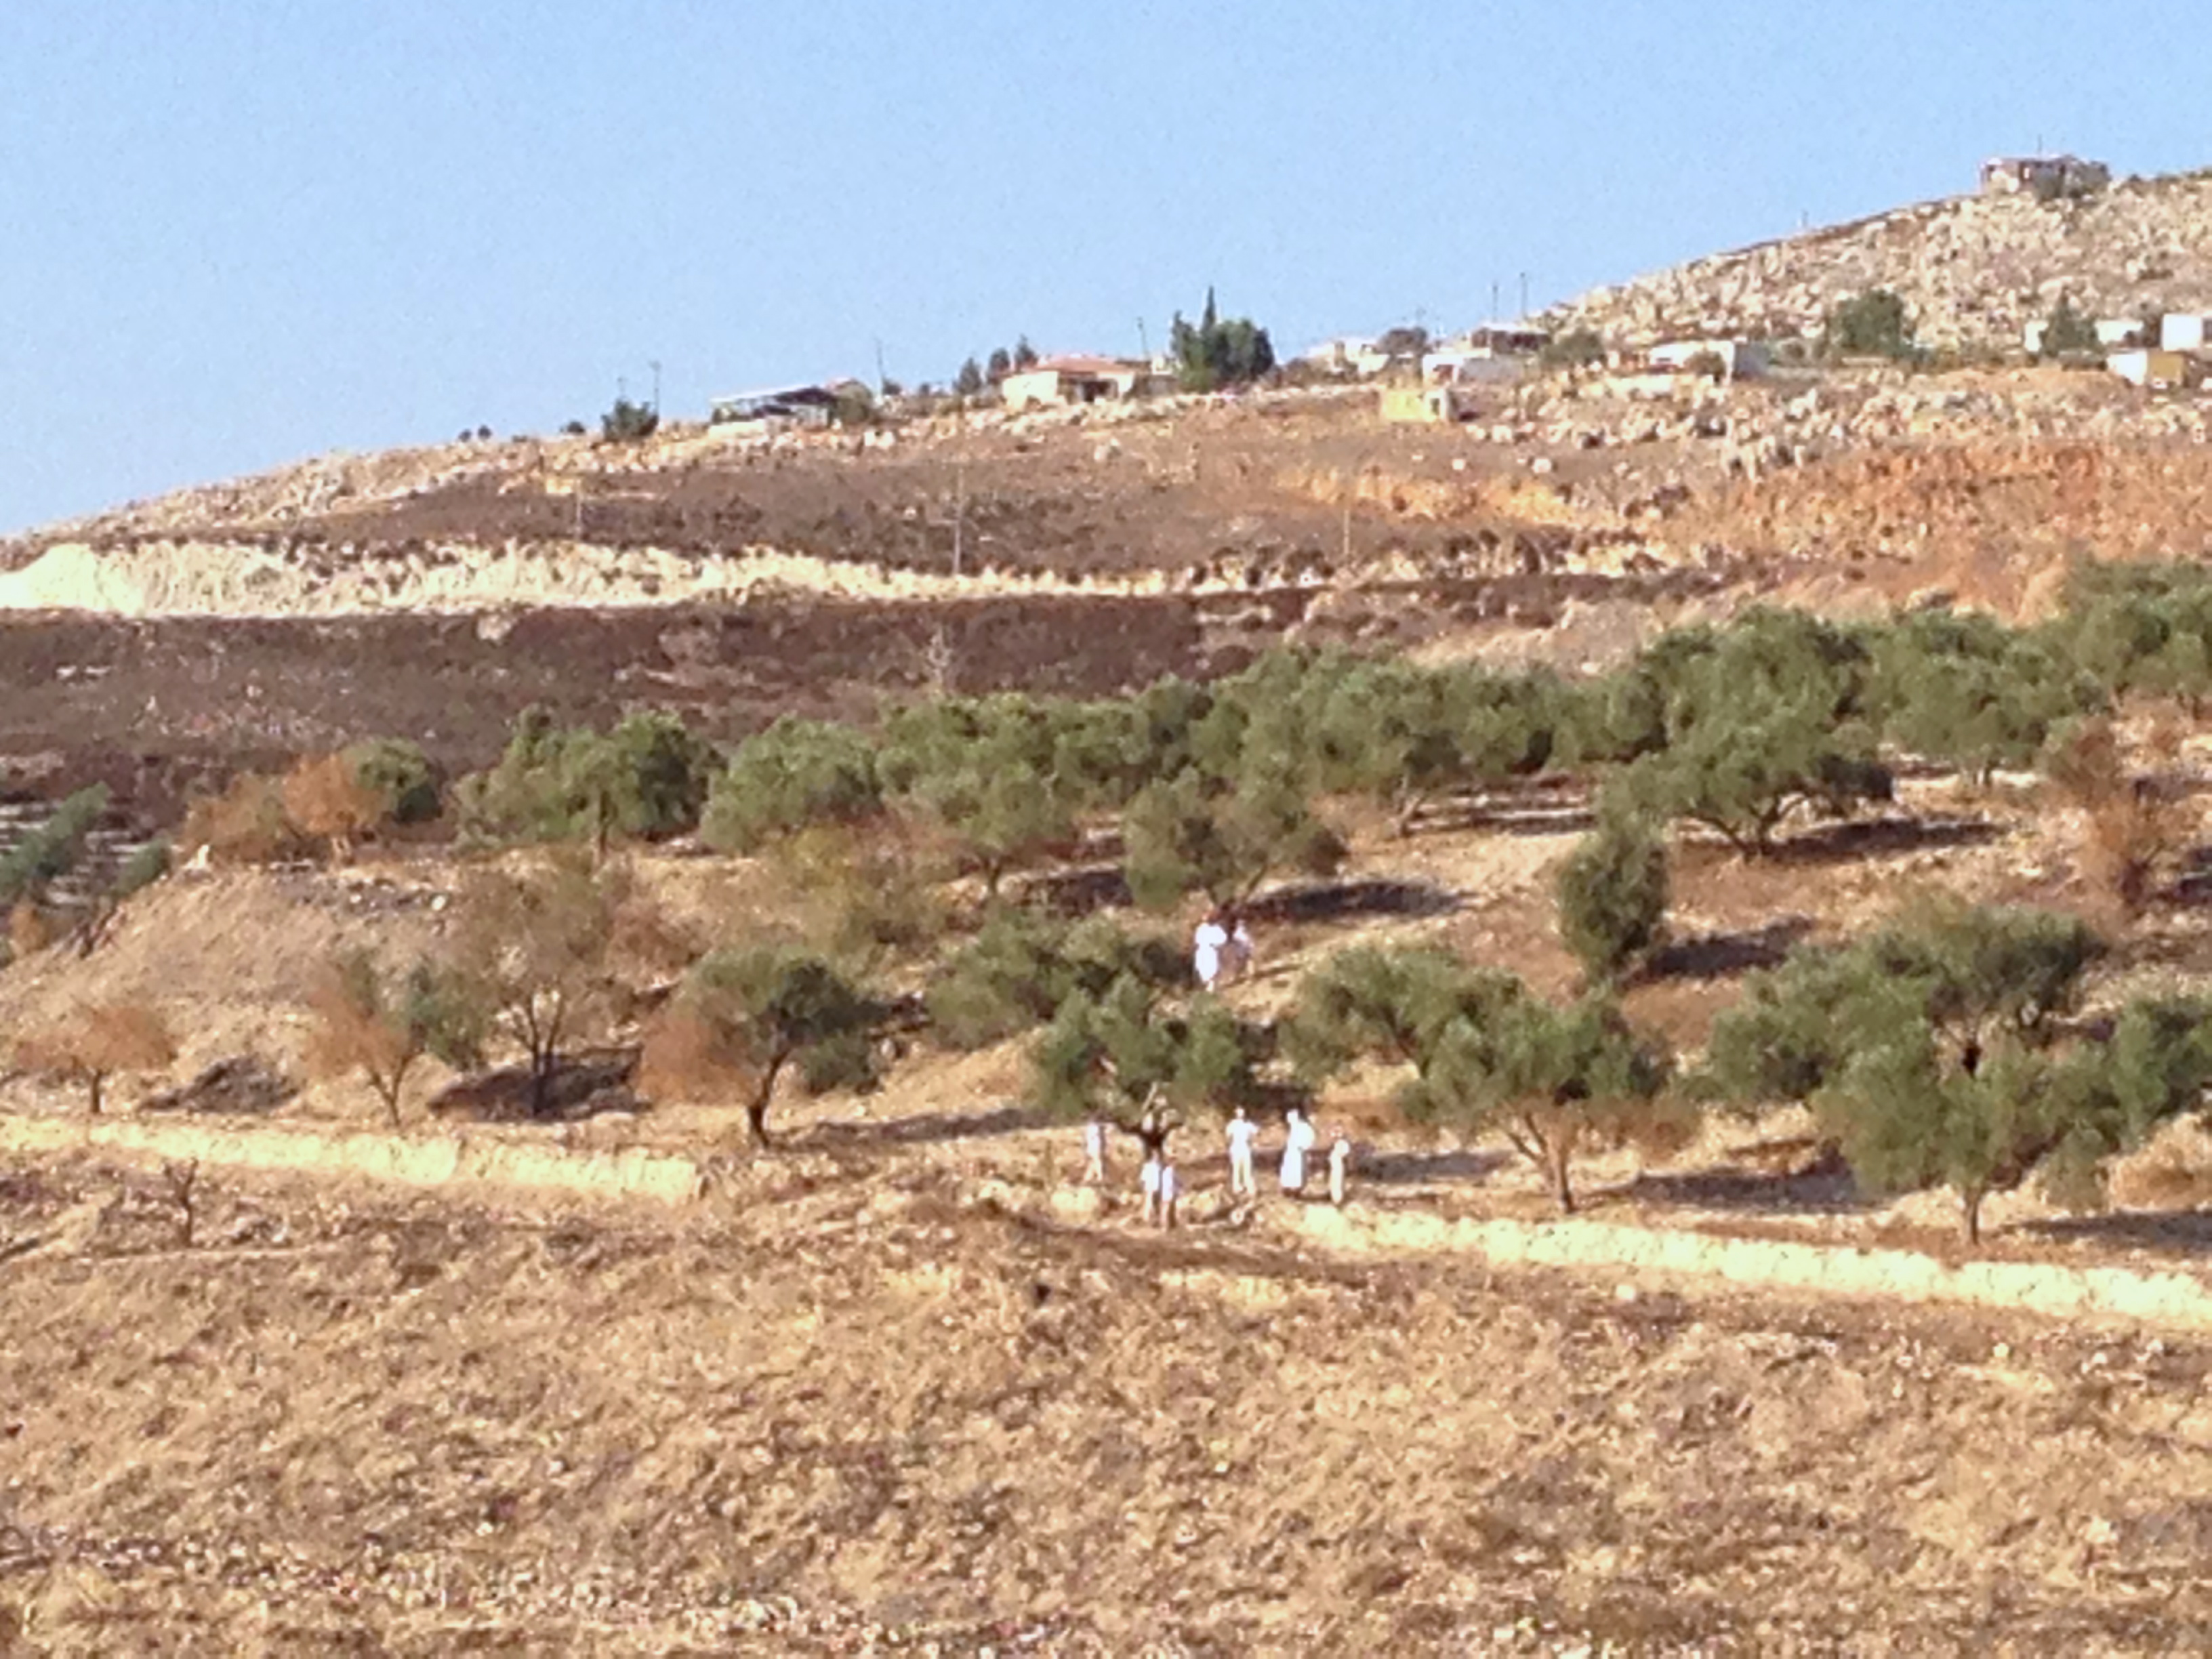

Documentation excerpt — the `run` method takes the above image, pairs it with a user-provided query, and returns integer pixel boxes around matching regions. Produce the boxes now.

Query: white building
[2162,314,2209,352]
[1647,337,1772,380]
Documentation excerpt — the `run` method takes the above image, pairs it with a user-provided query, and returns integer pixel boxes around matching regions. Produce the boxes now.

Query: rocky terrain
[1543,167,2212,350]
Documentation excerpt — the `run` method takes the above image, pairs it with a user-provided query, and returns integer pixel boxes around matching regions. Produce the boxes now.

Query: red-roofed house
[1000,355,1160,412]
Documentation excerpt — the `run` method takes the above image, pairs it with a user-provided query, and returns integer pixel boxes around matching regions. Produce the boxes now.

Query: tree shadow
[1642,916,1816,983]
[1769,815,2003,866]
[2018,1209,2212,1259]
[140,1056,297,1118]
[1358,1146,1510,1188]
[1021,863,1132,919]
[1420,792,1595,838]
[1246,878,1460,926]
[1624,1141,1872,1215]
[806,1103,1044,1151]
[430,1050,644,1124]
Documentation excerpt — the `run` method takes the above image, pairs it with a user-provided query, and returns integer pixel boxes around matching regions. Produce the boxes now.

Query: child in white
[1083,1119,1107,1185]
[1328,1132,1351,1206]
[1191,912,1229,990]
[1157,1161,1178,1228]
[1225,1107,1258,1197]
[1140,1153,1163,1225]
[1280,1107,1317,1195]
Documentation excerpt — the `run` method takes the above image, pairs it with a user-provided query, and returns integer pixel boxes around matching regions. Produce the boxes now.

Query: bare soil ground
[3,1144,2209,1656]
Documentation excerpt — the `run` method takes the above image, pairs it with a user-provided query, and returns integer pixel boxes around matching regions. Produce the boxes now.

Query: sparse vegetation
[600,397,659,443]
[0,786,108,908]
[305,949,485,1127]
[1824,288,1917,360]
[1169,288,1275,392]
[15,999,178,1115]
[1555,804,1670,987]
[639,945,881,1144]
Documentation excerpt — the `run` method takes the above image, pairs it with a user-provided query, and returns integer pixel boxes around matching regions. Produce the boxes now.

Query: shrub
[1871,609,2104,783]
[181,773,304,865]
[2043,714,2190,916]
[768,822,949,968]
[110,840,171,901]
[1168,288,1275,392]
[1538,327,1605,370]
[1122,768,1344,912]
[702,717,884,852]
[601,397,659,442]
[0,786,109,905]
[1824,289,1916,360]
[344,738,442,825]
[2043,560,2212,711]
[456,708,712,853]
[638,945,881,1144]
[1618,609,1892,855]
[2037,297,2100,359]
[1555,806,1669,985]
[926,910,1183,1050]
[15,1000,178,1114]
[1027,972,1263,1151]
[281,754,386,864]
[304,950,485,1127]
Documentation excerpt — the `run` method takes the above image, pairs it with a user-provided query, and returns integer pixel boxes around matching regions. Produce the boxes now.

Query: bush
[639,945,882,1143]
[182,773,304,865]
[1168,289,1275,392]
[455,708,712,853]
[1555,806,1669,985]
[2037,297,2100,359]
[1700,901,2128,1240]
[2043,714,2190,917]
[926,910,1183,1050]
[601,398,659,442]
[344,738,442,825]
[1538,328,1605,371]
[1618,609,1892,855]
[1122,768,1344,912]
[702,717,884,852]
[767,822,949,968]
[1825,289,1916,360]
[281,754,386,864]
[109,839,170,901]
[1028,973,1263,1148]
[14,1000,177,1114]
[0,785,108,905]
[1871,609,2104,783]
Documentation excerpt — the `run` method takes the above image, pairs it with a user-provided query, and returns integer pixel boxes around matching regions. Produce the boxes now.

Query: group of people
[1086,1105,1351,1229]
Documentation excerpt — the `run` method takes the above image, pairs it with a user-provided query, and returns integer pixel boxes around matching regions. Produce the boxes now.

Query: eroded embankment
[0,530,1685,621]
[1296,1202,2212,1334]
[0,1113,704,1206]
[12,1108,2212,1336]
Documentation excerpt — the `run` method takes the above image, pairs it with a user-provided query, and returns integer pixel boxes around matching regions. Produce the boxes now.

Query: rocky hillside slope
[1544,167,2212,351]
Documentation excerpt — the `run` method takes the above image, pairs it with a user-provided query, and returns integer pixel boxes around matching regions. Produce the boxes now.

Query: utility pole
[1491,280,1501,323]
[874,337,888,392]
[952,457,966,579]
[1519,272,1530,321]
[650,360,662,415]
[1137,317,1149,360]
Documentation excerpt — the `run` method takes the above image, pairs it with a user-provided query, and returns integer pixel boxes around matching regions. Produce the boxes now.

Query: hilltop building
[1000,355,1160,412]
[1979,154,2111,199]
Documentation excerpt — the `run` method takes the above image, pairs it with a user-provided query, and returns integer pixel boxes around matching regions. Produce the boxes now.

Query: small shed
[2161,314,2209,352]
[1647,338,1771,380]
[2109,349,2189,389]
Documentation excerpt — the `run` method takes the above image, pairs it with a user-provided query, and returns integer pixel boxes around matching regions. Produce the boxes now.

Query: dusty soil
[3,1147,2207,1656]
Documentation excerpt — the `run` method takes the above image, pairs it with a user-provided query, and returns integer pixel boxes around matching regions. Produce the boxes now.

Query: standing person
[1225,1106,1258,1199]
[1158,1160,1179,1229]
[1279,1107,1316,1197]
[1191,907,1229,991]
[1328,1132,1351,1206]
[1140,1151,1164,1226]
[1225,908,1256,985]
[1082,1118,1108,1186]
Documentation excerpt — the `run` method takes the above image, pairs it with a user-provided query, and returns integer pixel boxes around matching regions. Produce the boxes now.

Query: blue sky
[1,1,2198,532]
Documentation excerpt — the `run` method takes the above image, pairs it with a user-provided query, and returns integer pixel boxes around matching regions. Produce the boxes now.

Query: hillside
[1543,167,2212,350]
